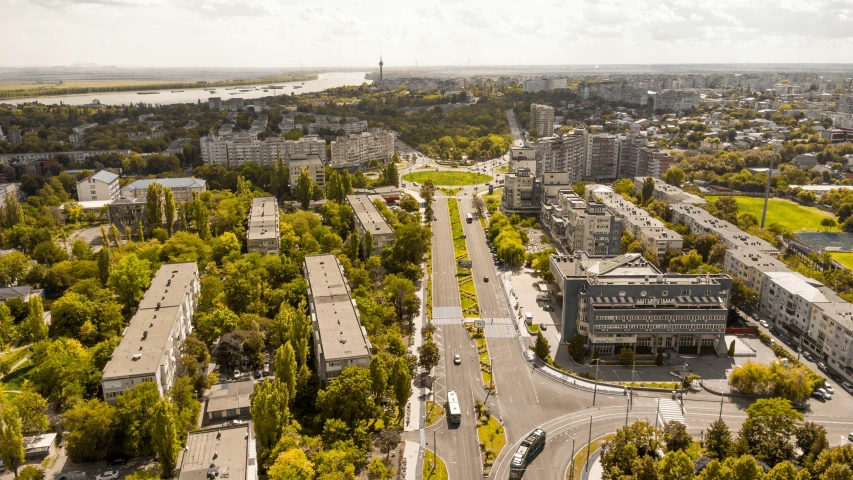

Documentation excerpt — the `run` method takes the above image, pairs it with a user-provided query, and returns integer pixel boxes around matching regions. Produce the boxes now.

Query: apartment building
[304,254,371,384]
[247,196,279,255]
[230,98,244,112]
[501,167,541,215]
[653,90,701,111]
[530,104,555,138]
[108,197,147,235]
[120,177,207,203]
[330,129,395,168]
[280,114,368,135]
[101,262,200,403]
[723,248,791,294]
[72,123,98,135]
[532,132,585,183]
[289,154,326,188]
[177,424,258,480]
[0,183,22,207]
[510,146,536,175]
[586,185,683,261]
[669,204,779,257]
[634,177,707,205]
[209,97,222,112]
[76,170,120,202]
[550,252,732,355]
[523,78,548,93]
[347,194,394,254]
[540,189,622,256]
[200,135,327,168]
[585,134,620,181]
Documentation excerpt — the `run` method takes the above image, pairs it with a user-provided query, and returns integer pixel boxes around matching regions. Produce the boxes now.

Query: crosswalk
[484,324,515,338]
[432,317,465,325]
[657,397,687,427]
[432,306,463,319]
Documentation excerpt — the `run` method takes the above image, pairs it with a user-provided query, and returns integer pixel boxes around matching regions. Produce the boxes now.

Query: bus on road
[447,391,462,425]
[509,428,546,479]
[466,213,473,224]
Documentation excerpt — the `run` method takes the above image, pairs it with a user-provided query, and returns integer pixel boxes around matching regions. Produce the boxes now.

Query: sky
[2,0,853,68]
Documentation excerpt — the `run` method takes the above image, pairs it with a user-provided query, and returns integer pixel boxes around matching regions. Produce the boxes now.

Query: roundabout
[402,169,493,186]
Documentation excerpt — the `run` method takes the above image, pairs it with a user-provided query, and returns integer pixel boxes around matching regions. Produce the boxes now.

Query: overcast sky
[2,0,853,68]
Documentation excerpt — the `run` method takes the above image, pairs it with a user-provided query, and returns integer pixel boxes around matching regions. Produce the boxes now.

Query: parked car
[817,362,828,371]
[842,381,853,393]
[454,354,462,365]
[227,419,244,426]
[543,305,554,312]
[848,432,853,443]
[541,324,548,331]
[804,352,814,361]
[824,384,834,394]
[96,472,120,480]
[812,390,828,401]
[108,459,127,466]
[759,320,769,328]
[817,388,832,400]
[483,276,489,283]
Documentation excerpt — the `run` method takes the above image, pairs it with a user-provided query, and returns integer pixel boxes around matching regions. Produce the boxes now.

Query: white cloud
[1,0,852,66]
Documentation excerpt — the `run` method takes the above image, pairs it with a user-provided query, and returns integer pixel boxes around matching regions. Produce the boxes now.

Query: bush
[728,340,736,357]
[655,348,664,366]
[619,347,635,366]
[568,334,586,362]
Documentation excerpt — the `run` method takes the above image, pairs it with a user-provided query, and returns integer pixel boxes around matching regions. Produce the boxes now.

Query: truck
[509,428,547,479]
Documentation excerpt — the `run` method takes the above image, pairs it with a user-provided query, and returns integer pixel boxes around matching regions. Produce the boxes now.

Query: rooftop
[725,248,790,273]
[247,196,279,242]
[178,425,251,480]
[83,170,120,185]
[206,380,253,414]
[304,254,371,362]
[347,194,394,236]
[289,154,324,167]
[102,263,198,381]
[123,177,207,191]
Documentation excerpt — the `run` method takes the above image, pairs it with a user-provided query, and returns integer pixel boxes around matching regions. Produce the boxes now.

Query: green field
[830,252,853,269]
[706,196,837,232]
[403,170,492,186]
[423,450,449,480]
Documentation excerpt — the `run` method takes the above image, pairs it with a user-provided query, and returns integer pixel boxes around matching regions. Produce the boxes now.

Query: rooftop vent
[132,354,142,361]
[142,331,148,340]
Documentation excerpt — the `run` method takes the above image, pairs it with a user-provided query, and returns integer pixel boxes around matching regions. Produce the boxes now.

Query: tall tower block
[379,56,384,81]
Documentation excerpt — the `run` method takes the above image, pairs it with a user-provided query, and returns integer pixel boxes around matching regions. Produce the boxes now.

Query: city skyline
[2,0,853,68]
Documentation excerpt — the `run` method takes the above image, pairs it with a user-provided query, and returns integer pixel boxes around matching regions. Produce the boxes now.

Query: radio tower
[379,55,384,81]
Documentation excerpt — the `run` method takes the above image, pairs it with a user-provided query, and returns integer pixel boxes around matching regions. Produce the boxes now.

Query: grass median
[449,198,480,317]
[425,400,445,428]
[477,413,506,476]
[465,324,494,392]
[423,449,449,480]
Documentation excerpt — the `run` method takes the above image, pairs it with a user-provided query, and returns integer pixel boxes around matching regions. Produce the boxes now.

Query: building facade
[330,129,395,168]
[76,170,120,202]
[347,194,394,254]
[304,254,371,384]
[101,262,200,403]
[653,90,701,111]
[247,196,279,255]
[551,253,732,355]
[200,135,327,168]
[530,104,555,138]
[289,155,326,188]
[540,189,622,256]
[120,177,207,203]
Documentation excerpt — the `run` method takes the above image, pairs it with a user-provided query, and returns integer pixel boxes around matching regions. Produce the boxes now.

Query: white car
[848,432,853,443]
[824,384,834,394]
[843,381,853,393]
[454,354,462,365]
[96,472,119,480]
[817,388,832,400]
[759,320,769,328]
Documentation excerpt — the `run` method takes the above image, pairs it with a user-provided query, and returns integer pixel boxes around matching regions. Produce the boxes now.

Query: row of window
[596,314,726,321]
[595,323,724,332]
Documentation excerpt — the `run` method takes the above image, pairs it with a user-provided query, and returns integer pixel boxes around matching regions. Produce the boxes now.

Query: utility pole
[719,393,724,420]
[654,397,661,429]
[592,358,600,406]
[760,154,775,229]
[625,394,630,425]
[570,436,576,480]
[584,415,593,472]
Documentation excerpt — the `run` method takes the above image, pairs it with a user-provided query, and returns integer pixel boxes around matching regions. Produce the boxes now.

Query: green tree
[317,367,375,427]
[108,253,152,307]
[641,177,656,204]
[274,342,298,403]
[151,398,180,476]
[0,407,25,477]
[612,178,636,198]
[663,421,692,452]
[211,232,241,264]
[765,462,798,480]
[97,247,111,285]
[0,303,13,346]
[24,295,47,342]
[663,167,686,187]
[658,450,694,480]
[534,331,551,361]
[11,391,50,435]
[739,398,802,465]
[821,218,838,232]
[568,334,586,362]
[363,231,373,260]
[251,380,290,450]
[295,167,314,210]
[698,460,734,480]
[391,357,412,417]
[728,340,736,357]
[192,194,211,241]
[383,274,420,329]
[269,448,315,480]
[656,348,664,366]
[795,421,828,461]
[164,187,177,236]
[705,419,733,460]
[419,336,440,373]
[368,457,393,479]
[370,355,388,400]
[16,466,45,480]
[619,347,635,366]
[601,421,662,478]
[725,455,764,480]
[145,182,163,227]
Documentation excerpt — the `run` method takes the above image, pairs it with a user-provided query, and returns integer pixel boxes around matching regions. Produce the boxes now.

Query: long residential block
[669,203,779,257]
[304,254,371,384]
[347,194,394,254]
[550,253,732,355]
[247,196,279,255]
[102,262,200,403]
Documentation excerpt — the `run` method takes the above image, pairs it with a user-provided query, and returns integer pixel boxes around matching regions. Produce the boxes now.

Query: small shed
[23,432,57,459]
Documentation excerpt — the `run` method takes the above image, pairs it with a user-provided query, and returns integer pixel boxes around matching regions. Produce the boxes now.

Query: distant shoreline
[0,73,319,100]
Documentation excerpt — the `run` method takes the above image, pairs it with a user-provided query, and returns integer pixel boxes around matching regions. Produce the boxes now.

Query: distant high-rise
[379,56,384,81]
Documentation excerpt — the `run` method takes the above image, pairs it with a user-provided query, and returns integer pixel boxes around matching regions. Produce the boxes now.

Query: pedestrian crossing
[432,306,463,319]
[431,317,465,325]
[657,397,687,427]
[484,324,515,338]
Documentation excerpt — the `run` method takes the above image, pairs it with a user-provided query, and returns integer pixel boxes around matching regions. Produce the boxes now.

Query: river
[8,71,370,107]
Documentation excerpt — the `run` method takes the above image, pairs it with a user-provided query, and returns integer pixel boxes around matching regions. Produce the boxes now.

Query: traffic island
[476,405,506,477]
[449,197,480,317]
[465,324,494,393]
[425,400,445,428]
[423,449,449,480]
[567,434,615,480]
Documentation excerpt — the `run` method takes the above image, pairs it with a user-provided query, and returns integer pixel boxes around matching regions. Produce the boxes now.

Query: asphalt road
[457,196,509,319]
[432,194,461,315]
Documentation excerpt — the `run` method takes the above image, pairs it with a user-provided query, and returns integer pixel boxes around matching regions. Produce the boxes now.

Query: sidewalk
[402,440,420,480]
[526,350,626,395]
[404,262,427,433]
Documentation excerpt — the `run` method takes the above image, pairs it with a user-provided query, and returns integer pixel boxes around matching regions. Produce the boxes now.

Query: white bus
[466,213,473,224]
[447,390,462,425]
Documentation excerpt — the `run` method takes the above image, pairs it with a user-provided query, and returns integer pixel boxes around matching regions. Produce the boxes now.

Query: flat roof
[206,380,253,413]
[347,194,394,237]
[23,433,57,452]
[304,254,370,362]
[123,177,207,190]
[247,196,278,241]
[725,248,790,273]
[178,425,250,480]
[102,263,198,381]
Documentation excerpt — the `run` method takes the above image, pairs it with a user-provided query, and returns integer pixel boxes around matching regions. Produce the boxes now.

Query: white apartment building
[501,167,541,215]
[723,248,791,294]
[209,97,222,112]
[230,98,244,112]
[200,135,327,168]
[510,146,536,174]
[76,170,120,202]
[347,194,394,253]
[120,177,207,203]
[289,155,326,188]
[635,177,707,205]
[101,262,200,403]
[247,196,279,255]
[653,90,701,111]
[540,189,622,256]
[669,204,779,257]
[530,104,555,138]
[532,133,585,183]
[330,129,395,168]
[523,78,548,93]
[304,254,371,384]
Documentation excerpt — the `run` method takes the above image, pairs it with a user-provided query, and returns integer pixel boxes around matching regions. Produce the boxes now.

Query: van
[524,312,533,325]
[536,293,550,302]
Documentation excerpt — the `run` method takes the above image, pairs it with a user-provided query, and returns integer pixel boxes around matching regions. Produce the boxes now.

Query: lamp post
[570,436,577,480]
[584,415,594,472]
[592,356,600,406]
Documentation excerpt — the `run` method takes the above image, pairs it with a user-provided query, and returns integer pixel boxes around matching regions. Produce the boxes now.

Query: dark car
[483,276,489,283]
[108,459,127,467]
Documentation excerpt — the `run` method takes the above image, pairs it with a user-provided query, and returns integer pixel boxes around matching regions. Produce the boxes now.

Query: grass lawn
[423,449,449,480]
[706,196,837,232]
[404,170,493,186]
[568,434,616,480]
[1,360,33,391]
[830,252,853,269]
[484,189,503,214]
[527,324,540,334]
[0,347,31,367]
[425,401,445,428]
[685,441,705,460]
[478,416,506,475]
